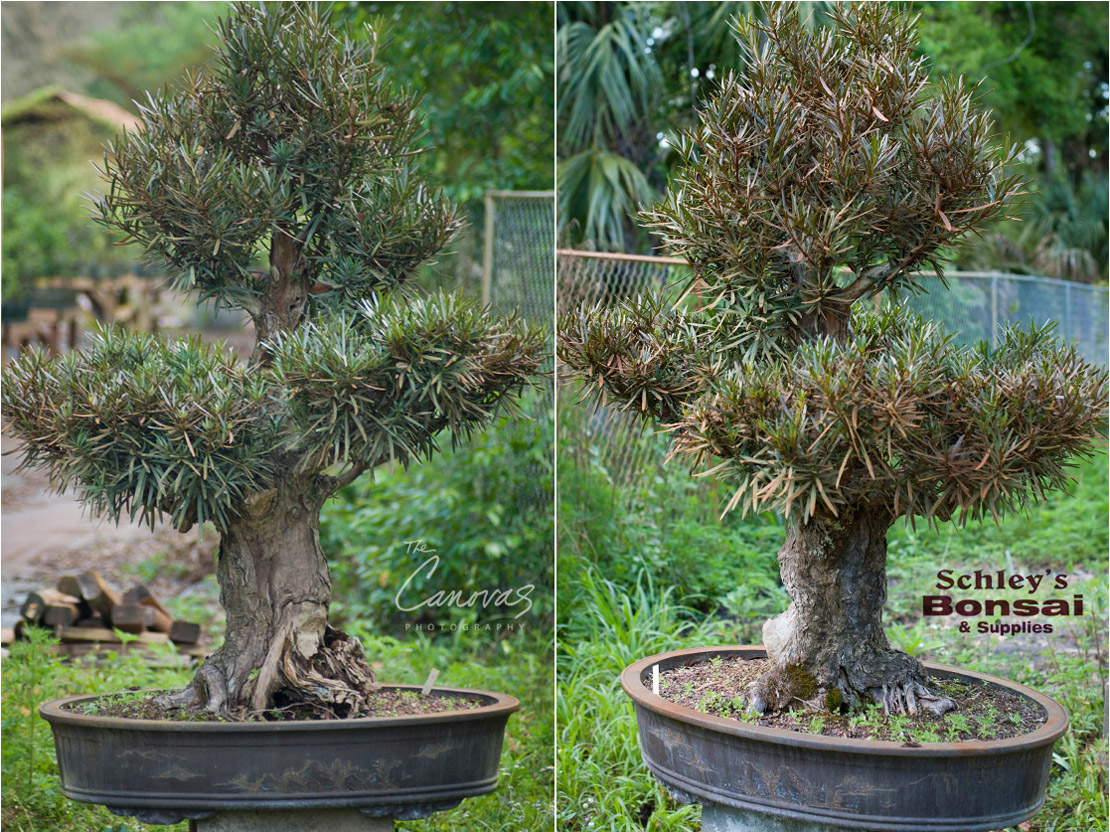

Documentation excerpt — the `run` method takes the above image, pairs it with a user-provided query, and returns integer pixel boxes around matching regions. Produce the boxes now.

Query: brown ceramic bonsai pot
[40,684,518,825]
[621,646,1068,832]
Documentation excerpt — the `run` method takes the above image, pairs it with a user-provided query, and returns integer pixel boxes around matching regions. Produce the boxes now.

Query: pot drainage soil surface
[66,688,484,721]
[657,656,1046,743]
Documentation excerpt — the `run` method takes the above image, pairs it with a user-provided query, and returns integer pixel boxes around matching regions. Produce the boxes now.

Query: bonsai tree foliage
[560,4,1108,716]
[1,3,543,716]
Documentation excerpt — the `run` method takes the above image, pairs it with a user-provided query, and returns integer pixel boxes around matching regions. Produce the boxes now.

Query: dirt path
[1,435,219,630]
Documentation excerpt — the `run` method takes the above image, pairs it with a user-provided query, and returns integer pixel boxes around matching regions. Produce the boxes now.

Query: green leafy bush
[1,190,68,301]
[557,402,785,642]
[1,630,192,832]
[321,395,553,631]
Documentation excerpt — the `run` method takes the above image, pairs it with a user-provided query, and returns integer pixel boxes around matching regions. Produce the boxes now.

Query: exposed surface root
[869,680,955,716]
[152,686,199,712]
[746,663,826,715]
[746,660,955,717]
[257,624,380,716]
[154,626,379,718]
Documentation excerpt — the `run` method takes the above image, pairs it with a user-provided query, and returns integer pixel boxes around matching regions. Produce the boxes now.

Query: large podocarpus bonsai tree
[560,4,1108,716]
[1,3,543,716]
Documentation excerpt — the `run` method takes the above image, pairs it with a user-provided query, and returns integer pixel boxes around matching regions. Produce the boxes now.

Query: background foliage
[1,3,227,298]
[322,393,554,631]
[1,1,554,299]
[339,1,555,208]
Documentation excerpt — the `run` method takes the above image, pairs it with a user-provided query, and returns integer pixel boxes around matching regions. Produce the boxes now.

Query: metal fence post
[481,191,496,306]
[1064,282,1072,343]
[990,273,999,349]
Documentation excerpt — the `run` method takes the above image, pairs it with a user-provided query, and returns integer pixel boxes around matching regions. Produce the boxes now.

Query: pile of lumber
[7,570,203,656]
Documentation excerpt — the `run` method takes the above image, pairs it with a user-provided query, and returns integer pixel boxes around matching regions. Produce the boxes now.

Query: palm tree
[557,1,764,253]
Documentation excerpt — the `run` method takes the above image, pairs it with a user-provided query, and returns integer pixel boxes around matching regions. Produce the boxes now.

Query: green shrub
[321,395,553,632]
[1,190,68,301]
[557,418,784,641]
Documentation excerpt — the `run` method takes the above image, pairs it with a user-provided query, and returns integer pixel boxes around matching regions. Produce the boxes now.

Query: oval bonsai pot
[41,684,518,825]
[621,646,1068,832]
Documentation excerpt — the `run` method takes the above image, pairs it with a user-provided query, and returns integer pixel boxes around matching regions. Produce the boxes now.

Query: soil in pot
[657,656,1047,743]
[64,687,486,722]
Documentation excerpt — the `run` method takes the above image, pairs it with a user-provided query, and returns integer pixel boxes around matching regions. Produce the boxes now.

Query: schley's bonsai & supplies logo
[394,540,534,633]
[923,568,1084,636]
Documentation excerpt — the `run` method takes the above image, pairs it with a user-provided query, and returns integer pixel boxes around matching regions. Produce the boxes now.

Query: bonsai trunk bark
[249,232,310,367]
[159,481,377,716]
[748,505,953,716]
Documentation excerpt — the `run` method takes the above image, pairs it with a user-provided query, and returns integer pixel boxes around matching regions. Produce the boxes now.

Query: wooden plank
[19,593,47,623]
[58,626,169,646]
[43,604,81,627]
[20,589,82,623]
[76,571,122,618]
[109,604,151,635]
[56,575,83,598]
[0,632,204,660]
[556,248,690,266]
[169,621,201,645]
[122,584,174,633]
[49,642,206,663]
[122,583,172,616]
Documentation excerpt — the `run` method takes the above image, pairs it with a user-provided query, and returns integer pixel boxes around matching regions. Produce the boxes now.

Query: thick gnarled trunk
[748,506,953,716]
[161,479,377,716]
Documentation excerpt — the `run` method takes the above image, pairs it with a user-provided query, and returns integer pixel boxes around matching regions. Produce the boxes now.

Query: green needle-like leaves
[640,4,1024,345]
[672,306,1107,525]
[94,2,458,314]
[270,294,546,472]
[3,3,545,535]
[1,327,280,533]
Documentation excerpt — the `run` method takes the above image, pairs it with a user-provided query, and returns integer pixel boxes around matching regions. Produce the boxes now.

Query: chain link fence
[557,251,692,491]
[483,191,555,509]
[484,192,555,320]
[557,250,1110,493]
[900,272,1108,360]
[484,190,554,408]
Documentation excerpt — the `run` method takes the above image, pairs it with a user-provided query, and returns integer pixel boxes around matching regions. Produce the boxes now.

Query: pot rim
[621,645,1068,757]
[40,684,519,733]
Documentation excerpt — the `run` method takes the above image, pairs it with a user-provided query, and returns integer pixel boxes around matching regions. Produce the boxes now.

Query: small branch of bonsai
[318,463,368,493]
[839,263,893,305]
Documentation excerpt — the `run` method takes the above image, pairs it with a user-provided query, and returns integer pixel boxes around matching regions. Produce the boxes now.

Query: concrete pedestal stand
[701,804,850,832]
[189,809,392,831]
